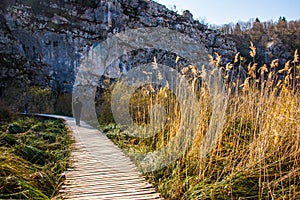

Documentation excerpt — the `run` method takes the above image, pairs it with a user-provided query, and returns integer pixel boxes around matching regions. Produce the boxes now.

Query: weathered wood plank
[62,189,159,199]
[60,186,157,194]
[61,182,153,189]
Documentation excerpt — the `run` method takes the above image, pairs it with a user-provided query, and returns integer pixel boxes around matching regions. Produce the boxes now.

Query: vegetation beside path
[100,48,300,199]
[0,116,71,199]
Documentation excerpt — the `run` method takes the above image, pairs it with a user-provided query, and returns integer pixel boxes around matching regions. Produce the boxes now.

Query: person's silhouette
[73,97,82,126]
[24,103,29,114]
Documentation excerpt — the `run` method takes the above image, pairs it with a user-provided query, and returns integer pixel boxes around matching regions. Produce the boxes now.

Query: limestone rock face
[0,0,237,92]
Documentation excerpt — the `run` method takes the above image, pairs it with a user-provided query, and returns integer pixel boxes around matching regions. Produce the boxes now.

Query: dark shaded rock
[0,0,237,93]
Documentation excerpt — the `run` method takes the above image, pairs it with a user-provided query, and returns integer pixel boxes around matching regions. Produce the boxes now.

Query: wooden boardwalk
[40,115,162,200]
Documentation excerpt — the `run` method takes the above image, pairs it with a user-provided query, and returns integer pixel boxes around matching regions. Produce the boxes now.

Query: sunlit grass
[100,45,300,199]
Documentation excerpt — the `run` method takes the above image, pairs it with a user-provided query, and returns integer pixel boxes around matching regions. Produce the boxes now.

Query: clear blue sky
[154,0,300,25]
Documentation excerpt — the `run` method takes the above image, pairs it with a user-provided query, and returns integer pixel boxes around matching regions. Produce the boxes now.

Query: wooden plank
[62,189,159,199]
[63,194,161,200]
[62,182,152,189]
[65,165,138,172]
[65,174,146,182]
[63,176,151,185]
[64,169,142,177]
[60,185,157,194]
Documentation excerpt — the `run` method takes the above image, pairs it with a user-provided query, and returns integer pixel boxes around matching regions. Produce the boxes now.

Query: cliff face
[0,0,237,93]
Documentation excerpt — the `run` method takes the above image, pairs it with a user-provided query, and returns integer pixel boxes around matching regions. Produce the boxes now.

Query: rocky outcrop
[0,0,237,93]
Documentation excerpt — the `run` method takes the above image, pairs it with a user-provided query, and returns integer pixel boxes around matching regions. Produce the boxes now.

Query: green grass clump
[0,116,71,199]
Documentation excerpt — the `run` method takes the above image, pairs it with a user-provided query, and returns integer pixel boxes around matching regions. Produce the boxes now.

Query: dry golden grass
[101,46,300,199]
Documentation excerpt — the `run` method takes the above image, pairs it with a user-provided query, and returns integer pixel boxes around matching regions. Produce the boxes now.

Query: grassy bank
[100,49,300,199]
[0,116,71,199]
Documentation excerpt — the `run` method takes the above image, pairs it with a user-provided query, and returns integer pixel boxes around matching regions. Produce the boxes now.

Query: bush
[54,94,72,116]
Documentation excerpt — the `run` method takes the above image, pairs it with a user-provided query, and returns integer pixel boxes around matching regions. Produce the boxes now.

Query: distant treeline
[212,17,300,65]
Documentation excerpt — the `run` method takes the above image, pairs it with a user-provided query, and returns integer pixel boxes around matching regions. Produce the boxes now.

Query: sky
[154,0,300,25]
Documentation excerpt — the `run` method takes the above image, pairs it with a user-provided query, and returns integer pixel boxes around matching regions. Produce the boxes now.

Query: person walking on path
[73,97,82,126]
[24,103,29,114]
